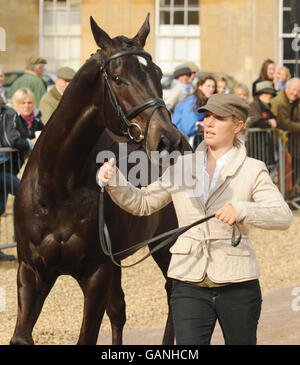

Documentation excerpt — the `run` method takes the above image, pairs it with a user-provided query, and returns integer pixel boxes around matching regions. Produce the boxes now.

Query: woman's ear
[234,120,244,134]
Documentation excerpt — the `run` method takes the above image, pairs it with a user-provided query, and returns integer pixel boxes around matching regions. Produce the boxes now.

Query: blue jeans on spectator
[170,279,262,345]
[0,171,20,241]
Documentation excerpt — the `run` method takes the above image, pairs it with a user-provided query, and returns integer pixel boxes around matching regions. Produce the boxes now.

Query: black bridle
[99,48,170,144]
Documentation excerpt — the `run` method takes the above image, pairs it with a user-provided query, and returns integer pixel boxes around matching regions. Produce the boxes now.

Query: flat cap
[26,56,47,67]
[57,66,76,81]
[173,63,192,79]
[198,93,249,122]
[185,61,199,73]
[255,80,276,96]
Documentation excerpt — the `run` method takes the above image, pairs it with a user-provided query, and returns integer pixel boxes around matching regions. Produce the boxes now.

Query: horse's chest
[36,190,99,251]
[35,208,100,274]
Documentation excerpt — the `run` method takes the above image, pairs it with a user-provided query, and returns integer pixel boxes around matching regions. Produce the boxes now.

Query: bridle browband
[99,48,170,143]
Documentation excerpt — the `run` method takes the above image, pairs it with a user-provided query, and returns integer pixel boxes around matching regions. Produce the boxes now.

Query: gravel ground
[1,197,300,345]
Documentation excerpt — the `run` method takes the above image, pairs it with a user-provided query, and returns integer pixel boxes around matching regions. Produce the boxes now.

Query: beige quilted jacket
[106,141,293,283]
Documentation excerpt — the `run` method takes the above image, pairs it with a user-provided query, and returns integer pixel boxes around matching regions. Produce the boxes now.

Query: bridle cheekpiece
[98,48,170,144]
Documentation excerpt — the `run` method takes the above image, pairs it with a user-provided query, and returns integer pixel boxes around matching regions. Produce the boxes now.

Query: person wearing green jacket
[8,56,47,107]
[271,77,300,192]
[271,78,300,132]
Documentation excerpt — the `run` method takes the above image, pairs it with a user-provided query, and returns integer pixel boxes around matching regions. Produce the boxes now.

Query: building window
[39,0,81,72]
[155,0,200,75]
[279,0,300,76]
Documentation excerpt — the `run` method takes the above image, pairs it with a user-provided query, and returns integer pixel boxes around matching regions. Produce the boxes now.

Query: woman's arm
[231,166,293,230]
[97,158,173,216]
[2,111,32,151]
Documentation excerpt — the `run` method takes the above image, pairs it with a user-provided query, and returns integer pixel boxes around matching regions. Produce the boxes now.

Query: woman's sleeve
[231,164,293,230]
[2,112,31,151]
[105,167,173,216]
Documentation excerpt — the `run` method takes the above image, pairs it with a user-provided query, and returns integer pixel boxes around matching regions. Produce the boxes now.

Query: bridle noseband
[99,48,170,144]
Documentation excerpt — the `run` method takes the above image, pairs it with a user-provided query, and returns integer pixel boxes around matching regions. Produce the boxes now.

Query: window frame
[155,0,200,74]
[278,0,300,76]
[39,0,82,72]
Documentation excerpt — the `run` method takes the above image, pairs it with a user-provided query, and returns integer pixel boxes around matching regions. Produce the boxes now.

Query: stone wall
[0,0,39,71]
[200,0,278,96]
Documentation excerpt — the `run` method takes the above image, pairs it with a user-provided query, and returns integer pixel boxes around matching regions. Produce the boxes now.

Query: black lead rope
[99,188,242,268]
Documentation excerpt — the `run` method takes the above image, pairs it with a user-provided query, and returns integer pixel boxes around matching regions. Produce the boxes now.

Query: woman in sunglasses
[97,93,292,345]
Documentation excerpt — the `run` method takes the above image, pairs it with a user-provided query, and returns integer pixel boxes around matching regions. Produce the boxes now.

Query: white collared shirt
[203,146,236,203]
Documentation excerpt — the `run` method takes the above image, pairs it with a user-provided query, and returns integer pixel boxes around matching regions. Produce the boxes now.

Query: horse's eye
[111,75,122,85]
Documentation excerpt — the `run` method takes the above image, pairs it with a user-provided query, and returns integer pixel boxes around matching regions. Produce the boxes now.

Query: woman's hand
[268,118,277,129]
[215,203,236,226]
[96,157,116,187]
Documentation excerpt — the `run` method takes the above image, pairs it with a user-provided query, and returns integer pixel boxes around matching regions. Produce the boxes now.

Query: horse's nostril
[157,137,168,153]
[157,133,184,153]
[176,139,183,152]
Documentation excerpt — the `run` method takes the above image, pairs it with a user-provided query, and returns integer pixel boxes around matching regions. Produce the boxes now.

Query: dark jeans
[170,279,262,345]
[0,171,20,241]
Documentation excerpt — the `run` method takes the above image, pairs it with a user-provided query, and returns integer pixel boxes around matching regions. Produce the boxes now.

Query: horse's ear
[90,16,112,49]
[133,13,150,48]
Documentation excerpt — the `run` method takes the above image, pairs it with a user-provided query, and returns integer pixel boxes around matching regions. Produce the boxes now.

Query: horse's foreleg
[10,261,57,345]
[106,265,126,345]
[77,261,113,345]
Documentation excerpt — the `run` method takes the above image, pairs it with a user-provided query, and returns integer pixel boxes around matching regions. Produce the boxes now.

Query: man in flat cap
[39,66,76,124]
[166,63,193,112]
[8,56,47,107]
[271,77,300,195]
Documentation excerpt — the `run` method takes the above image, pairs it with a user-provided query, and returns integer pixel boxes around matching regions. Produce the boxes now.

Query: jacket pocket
[224,247,251,256]
[169,235,196,255]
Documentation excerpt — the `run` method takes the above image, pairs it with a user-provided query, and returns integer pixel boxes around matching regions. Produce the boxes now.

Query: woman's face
[199,79,216,98]
[278,69,288,83]
[234,88,248,102]
[217,80,227,94]
[267,63,276,80]
[204,112,243,150]
[259,92,273,104]
[18,96,34,117]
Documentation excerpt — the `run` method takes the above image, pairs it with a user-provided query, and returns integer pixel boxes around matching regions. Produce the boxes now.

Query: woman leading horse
[98,93,293,345]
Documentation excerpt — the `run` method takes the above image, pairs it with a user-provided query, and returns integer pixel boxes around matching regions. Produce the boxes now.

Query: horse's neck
[36,95,104,193]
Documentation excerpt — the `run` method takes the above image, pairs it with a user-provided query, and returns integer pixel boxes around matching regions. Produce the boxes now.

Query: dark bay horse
[10,15,191,345]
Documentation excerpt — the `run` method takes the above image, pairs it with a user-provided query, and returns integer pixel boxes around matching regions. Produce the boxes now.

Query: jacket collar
[191,140,247,206]
[50,86,62,101]
[192,140,246,176]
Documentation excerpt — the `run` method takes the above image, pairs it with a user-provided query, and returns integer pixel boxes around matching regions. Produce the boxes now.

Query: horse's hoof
[10,335,34,345]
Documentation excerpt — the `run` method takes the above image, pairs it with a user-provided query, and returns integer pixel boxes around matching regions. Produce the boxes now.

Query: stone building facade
[0,0,298,93]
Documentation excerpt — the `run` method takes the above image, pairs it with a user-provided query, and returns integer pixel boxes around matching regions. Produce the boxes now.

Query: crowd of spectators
[0,58,75,261]
[168,59,300,200]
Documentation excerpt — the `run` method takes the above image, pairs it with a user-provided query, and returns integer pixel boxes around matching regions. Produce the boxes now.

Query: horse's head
[90,14,185,160]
